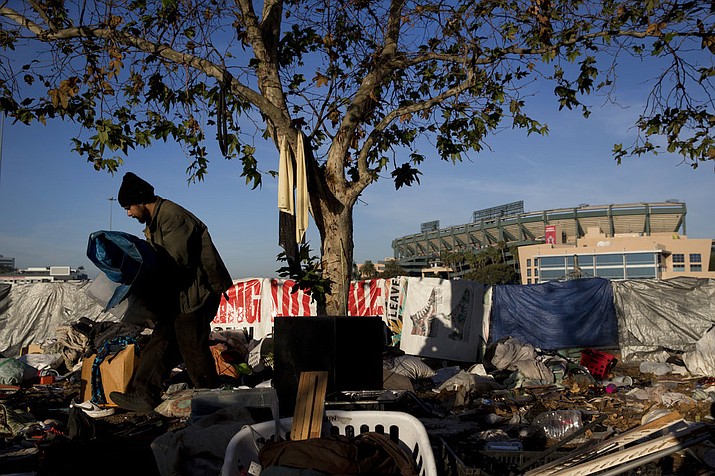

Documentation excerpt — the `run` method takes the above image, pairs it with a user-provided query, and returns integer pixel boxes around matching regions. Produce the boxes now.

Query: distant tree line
[356,259,406,280]
[441,242,520,286]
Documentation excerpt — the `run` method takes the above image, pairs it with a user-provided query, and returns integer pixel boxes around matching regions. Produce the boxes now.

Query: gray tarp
[612,277,715,362]
[683,326,715,376]
[0,282,119,358]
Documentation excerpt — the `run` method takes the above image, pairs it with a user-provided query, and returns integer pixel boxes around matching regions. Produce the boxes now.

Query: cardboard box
[21,343,44,355]
[81,344,140,406]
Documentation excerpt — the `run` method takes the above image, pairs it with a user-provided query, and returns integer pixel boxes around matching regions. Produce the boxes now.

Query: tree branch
[236,0,291,138]
[353,70,477,192]
[0,6,288,130]
[1,6,44,34]
[336,0,406,199]
[25,0,54,30]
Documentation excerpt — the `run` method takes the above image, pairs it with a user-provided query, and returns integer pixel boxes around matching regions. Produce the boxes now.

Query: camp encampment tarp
[612,277,715,362]
[490,277,618,349]
[0,282,118,357]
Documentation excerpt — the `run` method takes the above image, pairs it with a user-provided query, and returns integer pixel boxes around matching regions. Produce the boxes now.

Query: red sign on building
[545,225,557,244]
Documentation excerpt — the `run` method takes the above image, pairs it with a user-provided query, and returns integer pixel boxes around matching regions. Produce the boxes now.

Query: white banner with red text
[212,276,487,360]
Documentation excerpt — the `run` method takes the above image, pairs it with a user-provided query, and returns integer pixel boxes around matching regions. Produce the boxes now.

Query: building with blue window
[518,226,714,284]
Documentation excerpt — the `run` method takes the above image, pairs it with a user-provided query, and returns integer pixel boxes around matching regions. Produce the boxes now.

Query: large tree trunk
[303,141,359,317]
[319,203,354,316]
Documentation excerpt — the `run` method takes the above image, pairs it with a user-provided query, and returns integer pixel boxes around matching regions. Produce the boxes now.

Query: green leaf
[391,163,422,190]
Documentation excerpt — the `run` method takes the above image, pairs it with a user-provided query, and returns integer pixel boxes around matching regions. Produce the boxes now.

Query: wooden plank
[291,371,328,441]
[524,411,683,476]
[291,374,310,440]
[292,372,315,440]
[308,372,328,439]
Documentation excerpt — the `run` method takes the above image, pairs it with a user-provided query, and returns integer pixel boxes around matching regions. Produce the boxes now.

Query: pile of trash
[1,319,714,475]
[412,338,715,475]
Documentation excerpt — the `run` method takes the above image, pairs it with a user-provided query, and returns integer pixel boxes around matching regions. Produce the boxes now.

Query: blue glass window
[626,267,656,278]
[576,255,593,267]
[596,254,623,266]
[540,269,566,280]
[595,268,625,279]
[540,256,565,268]
[626,253,656,265]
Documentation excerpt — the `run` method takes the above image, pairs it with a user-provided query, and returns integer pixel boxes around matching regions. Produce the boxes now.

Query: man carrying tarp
[109,172,233,413]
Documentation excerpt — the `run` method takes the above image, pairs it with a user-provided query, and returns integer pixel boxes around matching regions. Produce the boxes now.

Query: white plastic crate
[221,410,437,476]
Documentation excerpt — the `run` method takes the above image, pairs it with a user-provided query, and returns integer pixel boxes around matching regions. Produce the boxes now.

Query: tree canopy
[359,260,378,279]
[442,242,519,285]
[1,0,713,314]
[380,258,406,279]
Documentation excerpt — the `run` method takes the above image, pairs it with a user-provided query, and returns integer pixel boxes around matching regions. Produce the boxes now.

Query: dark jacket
[144,197,233,314]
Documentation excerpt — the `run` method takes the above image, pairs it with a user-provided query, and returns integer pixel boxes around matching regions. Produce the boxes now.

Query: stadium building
[391,201,715,283]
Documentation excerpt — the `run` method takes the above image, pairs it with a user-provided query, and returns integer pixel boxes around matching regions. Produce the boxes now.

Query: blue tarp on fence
[491,278,618,349]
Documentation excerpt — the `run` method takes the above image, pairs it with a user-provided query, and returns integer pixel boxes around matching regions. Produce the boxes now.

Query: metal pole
[108,197,117,230]
[0,113,4,192]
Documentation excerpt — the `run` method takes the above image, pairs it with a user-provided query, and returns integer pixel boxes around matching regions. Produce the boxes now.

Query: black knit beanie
[118,172,156,207]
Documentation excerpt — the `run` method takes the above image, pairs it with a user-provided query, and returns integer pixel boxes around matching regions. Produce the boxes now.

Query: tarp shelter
[490,278,618,350]
[0,282,118,357]
[612,277,715,362]
[86,230,158,310]
[0,283,10,303]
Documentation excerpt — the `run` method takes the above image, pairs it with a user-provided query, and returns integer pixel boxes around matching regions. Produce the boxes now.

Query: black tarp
[490,278,618,349]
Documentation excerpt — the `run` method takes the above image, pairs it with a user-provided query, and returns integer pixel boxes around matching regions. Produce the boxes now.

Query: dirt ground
[2,361,714,476]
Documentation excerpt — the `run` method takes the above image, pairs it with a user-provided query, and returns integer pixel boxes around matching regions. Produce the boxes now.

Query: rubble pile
[1,323,714,476]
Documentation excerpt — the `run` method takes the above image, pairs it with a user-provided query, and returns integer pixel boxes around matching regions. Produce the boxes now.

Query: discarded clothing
[259,432,418,476]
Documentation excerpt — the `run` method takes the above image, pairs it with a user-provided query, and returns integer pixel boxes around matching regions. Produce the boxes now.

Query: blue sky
[1,56,714,280]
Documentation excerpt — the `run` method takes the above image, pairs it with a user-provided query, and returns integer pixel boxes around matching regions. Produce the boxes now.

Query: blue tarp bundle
[86,230,157,309]
[491,278,618,349]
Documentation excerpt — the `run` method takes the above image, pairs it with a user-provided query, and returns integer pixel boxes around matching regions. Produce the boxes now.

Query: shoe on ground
[70,400,116,418]
[109,391,155,413]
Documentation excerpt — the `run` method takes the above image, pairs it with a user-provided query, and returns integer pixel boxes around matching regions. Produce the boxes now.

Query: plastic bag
[530,409,582,440]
